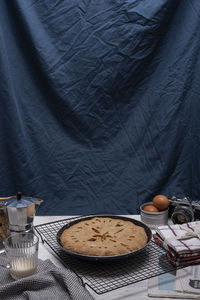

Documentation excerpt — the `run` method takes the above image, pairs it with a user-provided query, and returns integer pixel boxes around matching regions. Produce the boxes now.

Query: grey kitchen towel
[0,254,94,300]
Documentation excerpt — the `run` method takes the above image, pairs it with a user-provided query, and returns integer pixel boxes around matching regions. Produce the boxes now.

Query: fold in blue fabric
[0,0,199,215]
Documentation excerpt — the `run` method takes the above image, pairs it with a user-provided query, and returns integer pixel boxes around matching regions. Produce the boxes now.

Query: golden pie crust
[60,217,148,256]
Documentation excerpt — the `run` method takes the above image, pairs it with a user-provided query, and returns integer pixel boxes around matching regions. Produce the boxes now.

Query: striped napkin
[153,221,200,266]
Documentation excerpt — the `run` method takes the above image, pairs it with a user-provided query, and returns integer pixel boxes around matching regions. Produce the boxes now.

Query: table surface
[34,215,176,300]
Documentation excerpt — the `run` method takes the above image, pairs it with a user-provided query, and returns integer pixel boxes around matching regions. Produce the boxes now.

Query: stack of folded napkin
[153,221,200,266]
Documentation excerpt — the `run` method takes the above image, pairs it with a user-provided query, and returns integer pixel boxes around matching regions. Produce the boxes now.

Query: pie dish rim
[56,214,152,262]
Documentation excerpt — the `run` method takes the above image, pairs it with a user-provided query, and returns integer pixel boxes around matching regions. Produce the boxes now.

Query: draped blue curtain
[0,0,199,215]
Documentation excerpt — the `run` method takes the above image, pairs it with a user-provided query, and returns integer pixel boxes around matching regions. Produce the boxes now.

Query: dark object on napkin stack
[153,221,200,267]
[0,255,94,300]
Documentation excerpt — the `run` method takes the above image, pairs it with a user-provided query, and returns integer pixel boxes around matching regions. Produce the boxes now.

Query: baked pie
[60,217,148,256]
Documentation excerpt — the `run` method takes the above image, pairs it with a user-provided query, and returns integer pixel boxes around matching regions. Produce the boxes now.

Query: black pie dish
[56,215,152,262]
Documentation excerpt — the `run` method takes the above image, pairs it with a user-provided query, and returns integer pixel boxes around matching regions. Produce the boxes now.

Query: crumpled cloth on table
[0,254,94,300]
[153,221,200,266]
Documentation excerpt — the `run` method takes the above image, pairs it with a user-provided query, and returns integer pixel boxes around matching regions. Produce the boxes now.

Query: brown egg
[143,204,159,212]
[153,194,169,211]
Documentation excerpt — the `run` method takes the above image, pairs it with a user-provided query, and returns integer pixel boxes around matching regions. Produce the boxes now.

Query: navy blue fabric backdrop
[0,0,200,215]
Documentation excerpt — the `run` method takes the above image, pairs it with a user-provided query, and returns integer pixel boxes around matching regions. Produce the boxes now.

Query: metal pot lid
[5,192,41,208]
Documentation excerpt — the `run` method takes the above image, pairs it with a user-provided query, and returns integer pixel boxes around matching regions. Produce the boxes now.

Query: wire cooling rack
[34,216,179,295]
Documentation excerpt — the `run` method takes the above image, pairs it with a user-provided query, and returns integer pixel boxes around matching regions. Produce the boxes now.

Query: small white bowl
[140,202,169,229]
